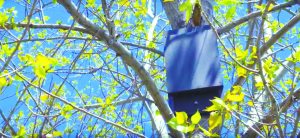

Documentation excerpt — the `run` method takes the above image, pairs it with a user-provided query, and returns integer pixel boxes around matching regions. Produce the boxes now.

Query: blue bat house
[164,25,223,116]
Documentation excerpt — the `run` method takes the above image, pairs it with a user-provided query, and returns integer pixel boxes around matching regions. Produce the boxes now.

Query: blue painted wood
[164,25,223,115]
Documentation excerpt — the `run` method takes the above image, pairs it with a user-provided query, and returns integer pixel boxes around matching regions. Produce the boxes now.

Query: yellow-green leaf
[175,112,188,125]
[226,92,244,102]
[87,0,96,7]
[63,104,74,112]
[268,3,274,11]
[235,47,248,61]
[167,117,177,129]
[40,94,48,102]
[199,125,220,137]
[179,0,194,23]
[205,97,229,112]
[191,110,201,124]
[255,4,265,11]
[163,0,174,2]
[0,77,7,89]
[117,0,130,7]
[208,111,222,132]
[225,6,236,21]
[247,101,254,107]
[33,66,46,79]
[236,66,247,78]
[217,0,238,5]
[33,53,58,79]
[187,124,195,133]
[204,104,220,112]
[199,126,211,136]
[263,125,269,134]
[231,85,242,94]
[53,131,63,137]
[0,0,4,8]
[0,12,9,27]
[17,125,26,136]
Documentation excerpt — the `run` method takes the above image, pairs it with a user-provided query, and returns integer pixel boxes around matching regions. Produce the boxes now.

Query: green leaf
[179,0,194,23]
[0,76,7,90]
[268,3,274,11]
[53,131,63,137]
[191,110,201,124]
[187,124,195,133]
[198,126,211,136]
[1,44,13,56]
[236,66,247,78]
[247,101,254,107]
[167,117,178,129]
[204,104,220,112]
[231,85,242,94]
[208,111,222,132]
[255,4,265,12]
[174,124,194,133]
[163,0,174,2]
[63,104,74,112]
[40,94,48,102]
[226,92,244,102]
[225,85,244,102]
[225,6,236,21]
[175,112,188,125]
[205,97,230,112]
[0,12,9,27]
[263,125,269,134]
[155,110,161,116]
[32,53,58,79]
[168,117,194,133]
[117,0,130,7]
[263,57,279,79]
[217,0,238,5]
[199,126,220,137]
[86,0,96,7]
[17,125,26,137]
[235,47,248,61]
[0,0,4,8]
[33,66,46,79]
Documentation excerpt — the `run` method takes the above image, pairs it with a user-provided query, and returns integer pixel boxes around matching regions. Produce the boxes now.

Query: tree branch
[15,72,145,137]
[160,0,297,33]
[0,110,16,136]
[2,23,91,34]
[2,36,163,56]
[243,88,300,137]
[0,0,38,73]
[259,13,300,55]
[56,0,183,137]
[232,12,300,90]
[160,0,185,29]
[218,0,297,34]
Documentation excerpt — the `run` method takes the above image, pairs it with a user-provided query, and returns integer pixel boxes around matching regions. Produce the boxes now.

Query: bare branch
[2,23,91,34]
[259,13,300,55]
[232,13,300,90]
[160,0,297,32]
[218,0,298,34]
[15,72,146,137]
[0,0,38,72]
[2,36,163,56]
[56,0,183,137]
[0,110,16,136]
[243,88,300,137]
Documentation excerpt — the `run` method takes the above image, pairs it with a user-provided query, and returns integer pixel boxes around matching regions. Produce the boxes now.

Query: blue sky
[0,0,299,137]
